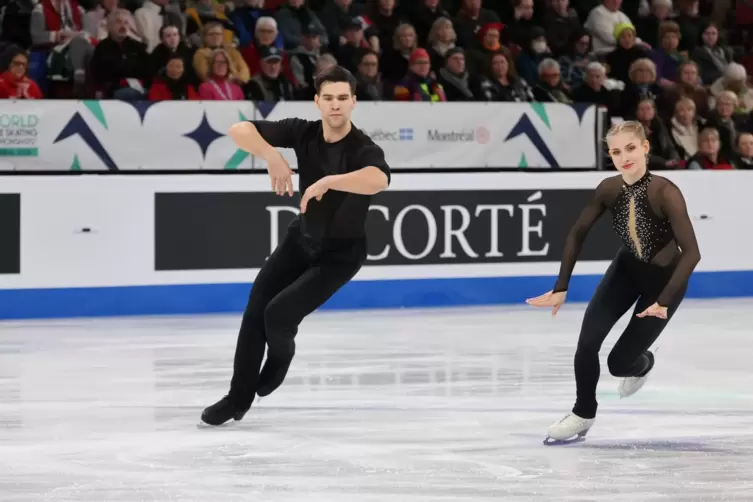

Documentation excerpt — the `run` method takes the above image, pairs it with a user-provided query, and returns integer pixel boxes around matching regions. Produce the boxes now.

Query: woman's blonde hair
[675,96,696,113]
[606,120,648,143]
[428,17,455,45]
[393,23,417,51]
[628,58,657,82]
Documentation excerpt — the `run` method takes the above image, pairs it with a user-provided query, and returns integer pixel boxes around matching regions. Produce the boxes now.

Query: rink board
[0,171,751,319]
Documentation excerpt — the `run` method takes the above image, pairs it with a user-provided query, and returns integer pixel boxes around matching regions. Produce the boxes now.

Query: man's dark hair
[314,65,357,95]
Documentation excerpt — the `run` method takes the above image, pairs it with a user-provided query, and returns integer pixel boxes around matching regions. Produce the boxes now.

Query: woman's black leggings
[572,247,688,419]
[228,229,365,409]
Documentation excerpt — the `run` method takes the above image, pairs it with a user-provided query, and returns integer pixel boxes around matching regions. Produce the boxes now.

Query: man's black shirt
[250,118,391,252]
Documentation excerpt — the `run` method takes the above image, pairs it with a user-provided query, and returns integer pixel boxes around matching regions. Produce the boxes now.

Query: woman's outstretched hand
[526,290,567,317]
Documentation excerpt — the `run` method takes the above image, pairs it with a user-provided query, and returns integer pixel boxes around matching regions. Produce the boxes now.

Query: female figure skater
[526,120,701,445]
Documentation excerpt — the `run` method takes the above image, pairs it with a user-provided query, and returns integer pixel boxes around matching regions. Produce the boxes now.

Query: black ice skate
[200,395,249,426]
[256,355,292,397]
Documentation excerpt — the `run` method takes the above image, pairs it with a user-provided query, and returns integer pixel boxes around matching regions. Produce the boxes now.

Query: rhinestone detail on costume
[611,172,673,263]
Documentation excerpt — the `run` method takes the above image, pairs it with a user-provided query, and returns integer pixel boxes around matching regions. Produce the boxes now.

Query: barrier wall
[0,100,597,170]
[0,171,750,319]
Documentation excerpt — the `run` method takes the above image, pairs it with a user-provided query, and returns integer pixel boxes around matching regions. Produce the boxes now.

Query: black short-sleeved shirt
[250,118,391,251]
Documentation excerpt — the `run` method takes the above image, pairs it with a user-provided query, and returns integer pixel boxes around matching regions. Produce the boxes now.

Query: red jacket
[148,79,199,101]
[0,72,43,99]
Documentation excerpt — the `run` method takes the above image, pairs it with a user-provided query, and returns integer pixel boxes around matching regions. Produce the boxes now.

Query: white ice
[1,299,752,501]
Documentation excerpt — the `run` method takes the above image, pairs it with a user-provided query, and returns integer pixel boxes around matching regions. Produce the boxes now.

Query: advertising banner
[154,187,620,271]
[0,100,597,171]
[256,101,597,170]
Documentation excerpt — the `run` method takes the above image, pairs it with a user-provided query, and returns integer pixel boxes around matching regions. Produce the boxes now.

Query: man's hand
[267,153,294,196]
[300,177,331,213]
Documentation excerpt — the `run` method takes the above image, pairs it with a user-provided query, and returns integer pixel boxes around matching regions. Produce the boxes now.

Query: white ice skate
[618,349,657,398]
[618,374,649,398]
[543,413,595,446]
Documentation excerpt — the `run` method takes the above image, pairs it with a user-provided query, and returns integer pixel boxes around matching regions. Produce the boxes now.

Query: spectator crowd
[0,0,751,169]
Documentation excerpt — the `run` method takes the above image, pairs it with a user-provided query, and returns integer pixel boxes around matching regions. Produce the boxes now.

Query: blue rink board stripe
[0,270,752,320]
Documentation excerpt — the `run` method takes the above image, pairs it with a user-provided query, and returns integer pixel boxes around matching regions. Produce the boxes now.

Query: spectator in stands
[651,21,686,87]
[315,52,337,73]
[620,58,667,118]
[666,61,709,118]
[30,0,95,92]
[133,0,185,53]
[276,0,328,50]
[0,51,43,98]
[198,48,245,99]
[90,9,149,100]
[380,22,417,84]
[392,47,447,101]
[148,53,199,100]
[369,0,402,53]
[289,22,322,90]
[241,16,295,84]
[585,0,643,53]
[150,24,197,86]
[705,90,744,157]
[354,49,386,100]
[669,96,701,161]
[709,63,753,113]
[691,22,733,85]
[426,17,456,74]
[515,26,553,84]
[572,62,620,116]
[335,17,370,73]
[83,0,140,43]
[505,0,536,50]
[687,127,735,169]
[734,132,753,168]
[674,0,702,52]
[195,20,249,83]
[244,45,296,100]
[437,47,474,101]
[452,0,501,50]
[636,0,672,49]
[635,98,680,166]
[229,0,275,48]
[1,0,35,49]
[466,22,503,78]
[532,58,572,102]
[474,49,533,101]
[559,29,592,88]
[185,0,236,48]
[542,0,582,57]
[319,0,363,53]
[407,0,450,46]
[605,22,648,83]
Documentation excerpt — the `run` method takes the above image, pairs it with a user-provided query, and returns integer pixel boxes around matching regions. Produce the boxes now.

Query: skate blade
[543,433,588,446]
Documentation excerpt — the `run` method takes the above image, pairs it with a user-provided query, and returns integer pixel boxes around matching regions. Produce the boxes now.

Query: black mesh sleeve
[655,181,701,307]
[552,177,615,293]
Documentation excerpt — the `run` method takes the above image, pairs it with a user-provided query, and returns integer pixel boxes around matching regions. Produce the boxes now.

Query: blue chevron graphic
[504,115,559,168]
[183,112,225,159]
[126,100,159,124]
[570,103,593,124]
[54,112,118,171]
[255,101,278,119]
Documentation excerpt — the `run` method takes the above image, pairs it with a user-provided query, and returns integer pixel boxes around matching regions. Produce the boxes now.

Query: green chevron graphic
[224,111,249,170]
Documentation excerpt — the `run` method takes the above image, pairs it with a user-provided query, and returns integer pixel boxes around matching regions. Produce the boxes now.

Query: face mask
[532,40,547,53]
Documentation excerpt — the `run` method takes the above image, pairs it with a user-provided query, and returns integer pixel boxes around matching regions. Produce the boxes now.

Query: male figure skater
[201,65,391,426]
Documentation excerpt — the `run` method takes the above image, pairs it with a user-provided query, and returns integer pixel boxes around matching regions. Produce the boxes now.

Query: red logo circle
[476,126,490,144]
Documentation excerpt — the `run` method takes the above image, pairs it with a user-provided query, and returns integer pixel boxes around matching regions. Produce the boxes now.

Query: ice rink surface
[1,298,752,501]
